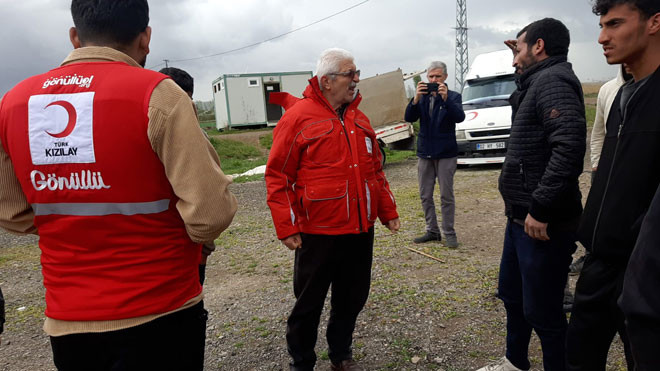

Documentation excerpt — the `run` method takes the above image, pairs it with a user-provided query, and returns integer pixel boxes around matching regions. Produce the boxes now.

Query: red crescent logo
[45,100,77,138]
[466,111,478,121]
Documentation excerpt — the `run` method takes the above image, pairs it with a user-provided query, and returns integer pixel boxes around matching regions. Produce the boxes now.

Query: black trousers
[287,228,374,369]
[566,256,634,370]
[50,301,207,371]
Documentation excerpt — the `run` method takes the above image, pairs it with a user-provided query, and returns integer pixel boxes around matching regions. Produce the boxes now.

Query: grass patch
[384,148,415,164]
[210,137,267,175]
[210,138,261,160]
[0,255,16,265]
[585,104,596,127]
[259,133,273,149]
[199,120,215,129]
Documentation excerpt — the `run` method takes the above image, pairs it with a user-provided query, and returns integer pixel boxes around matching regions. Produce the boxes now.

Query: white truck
[357,69,417,164]
[456,50,517,165]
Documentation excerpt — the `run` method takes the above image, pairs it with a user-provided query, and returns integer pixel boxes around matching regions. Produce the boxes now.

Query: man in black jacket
[0,287,5,345]
[566,0,660,369]
[620,183,660,370]
[479,18,586,371]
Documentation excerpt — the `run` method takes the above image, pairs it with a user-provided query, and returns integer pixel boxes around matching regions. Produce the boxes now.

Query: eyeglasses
[329,70,361,79]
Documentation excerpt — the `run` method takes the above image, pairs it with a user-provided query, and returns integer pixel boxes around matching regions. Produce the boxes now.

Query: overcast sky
[1,0,617,101]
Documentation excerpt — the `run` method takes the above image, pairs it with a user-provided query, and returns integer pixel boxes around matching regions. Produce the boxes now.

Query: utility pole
[164,59,169,68]
[455,0,468,91]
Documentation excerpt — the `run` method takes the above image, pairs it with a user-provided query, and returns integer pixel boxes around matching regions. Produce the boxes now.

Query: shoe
[476,357,526,371]
[413,231,442,244]
[331,358,363,371]
[444,234,458,248]
[569,255,586,275]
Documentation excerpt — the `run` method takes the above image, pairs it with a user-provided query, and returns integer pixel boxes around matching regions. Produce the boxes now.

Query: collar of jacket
[516,55,568,90]
[303,76,363,117]
[61,46,142,68]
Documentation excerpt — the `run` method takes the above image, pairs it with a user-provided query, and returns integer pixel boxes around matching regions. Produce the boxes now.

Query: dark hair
[159,67,194,96]
[592,0,660,18]
[71,0,149,46]
[517,18,570,57]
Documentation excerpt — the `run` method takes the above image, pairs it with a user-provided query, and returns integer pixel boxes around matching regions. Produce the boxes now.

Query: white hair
[316,48,354,86]
[427,61,448,75]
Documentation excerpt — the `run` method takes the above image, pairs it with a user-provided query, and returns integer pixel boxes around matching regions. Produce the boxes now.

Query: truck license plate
[477,142,505,150]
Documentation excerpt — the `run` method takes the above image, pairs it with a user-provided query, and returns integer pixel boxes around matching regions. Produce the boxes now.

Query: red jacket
[265,77,398,240]
[0,62,201,321]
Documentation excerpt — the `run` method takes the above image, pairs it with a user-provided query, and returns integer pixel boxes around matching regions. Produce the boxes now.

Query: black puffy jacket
[0,287,4,335]
[498,56,586,226]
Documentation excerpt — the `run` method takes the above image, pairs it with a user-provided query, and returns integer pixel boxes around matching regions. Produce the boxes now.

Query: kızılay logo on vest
[28,92,96,165]
[44,101,77,138]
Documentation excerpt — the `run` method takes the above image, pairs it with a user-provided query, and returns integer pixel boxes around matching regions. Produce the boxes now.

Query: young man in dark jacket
[405,61,465,248]
[620,183,660,370]
[566,0,660,369]
[479,18,586,371]
[0,287,4,345]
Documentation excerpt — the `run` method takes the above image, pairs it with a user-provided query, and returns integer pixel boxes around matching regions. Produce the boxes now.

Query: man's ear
[139,26,152,56]
[533,38,546,56]
[320,75,330,90]
[648,12,660,35]
[69,27,82,49]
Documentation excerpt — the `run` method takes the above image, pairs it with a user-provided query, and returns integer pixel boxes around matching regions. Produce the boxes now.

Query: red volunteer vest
[0,61,202,321]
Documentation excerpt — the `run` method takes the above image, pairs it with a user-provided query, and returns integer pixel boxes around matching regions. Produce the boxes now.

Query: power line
[148,0,370,69]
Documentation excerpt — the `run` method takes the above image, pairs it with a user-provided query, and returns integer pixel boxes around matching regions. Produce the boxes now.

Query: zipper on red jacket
[338,113,364,233]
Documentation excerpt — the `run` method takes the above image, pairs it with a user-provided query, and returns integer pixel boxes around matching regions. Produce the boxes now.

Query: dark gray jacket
[404,87,465,159]
[579,66,660,263]
[498,56,586,227]
[0,287,4,335]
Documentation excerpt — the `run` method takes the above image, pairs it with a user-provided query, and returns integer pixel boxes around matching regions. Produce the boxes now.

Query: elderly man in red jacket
[266,48,400,371]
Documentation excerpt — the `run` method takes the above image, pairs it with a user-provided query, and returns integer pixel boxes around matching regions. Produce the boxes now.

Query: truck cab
[456,50,516,165]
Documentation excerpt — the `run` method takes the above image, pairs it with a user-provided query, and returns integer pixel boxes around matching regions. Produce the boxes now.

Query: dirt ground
[0,133,628,370]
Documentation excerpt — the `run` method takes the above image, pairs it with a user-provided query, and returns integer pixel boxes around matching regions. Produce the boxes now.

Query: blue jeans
[498,220,576,370]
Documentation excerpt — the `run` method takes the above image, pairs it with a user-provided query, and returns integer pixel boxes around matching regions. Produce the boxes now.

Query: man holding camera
[405,61,465,248]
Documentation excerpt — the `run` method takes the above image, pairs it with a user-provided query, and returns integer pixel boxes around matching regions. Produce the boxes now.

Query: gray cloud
[1,0,617,100]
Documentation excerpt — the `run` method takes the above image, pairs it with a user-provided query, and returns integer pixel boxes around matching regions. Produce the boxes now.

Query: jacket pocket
[302,180,349,228]
[301,120,346,165]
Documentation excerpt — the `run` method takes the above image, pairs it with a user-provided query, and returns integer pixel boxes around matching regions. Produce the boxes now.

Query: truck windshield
[462,75,516,109]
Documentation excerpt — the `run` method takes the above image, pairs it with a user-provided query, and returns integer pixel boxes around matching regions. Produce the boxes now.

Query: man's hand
[413,82,428,105]
[438,83,448,101]
[524,214,549,241]
[201,242,215,264]
[386,218,400,233]
[504,39,518,56]
[282,233,302,250]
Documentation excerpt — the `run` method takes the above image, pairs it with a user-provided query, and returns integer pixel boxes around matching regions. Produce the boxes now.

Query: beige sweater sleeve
[0,98,38,235]
[147,79,238,243]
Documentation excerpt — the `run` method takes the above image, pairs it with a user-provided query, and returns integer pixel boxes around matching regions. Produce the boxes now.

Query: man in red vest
[0,1,237,370]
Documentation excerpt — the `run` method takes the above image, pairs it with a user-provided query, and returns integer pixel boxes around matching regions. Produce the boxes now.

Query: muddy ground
[0,141,627,370]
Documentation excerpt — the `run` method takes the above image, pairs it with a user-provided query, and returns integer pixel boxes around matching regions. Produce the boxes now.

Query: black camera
[425,82,439,94]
